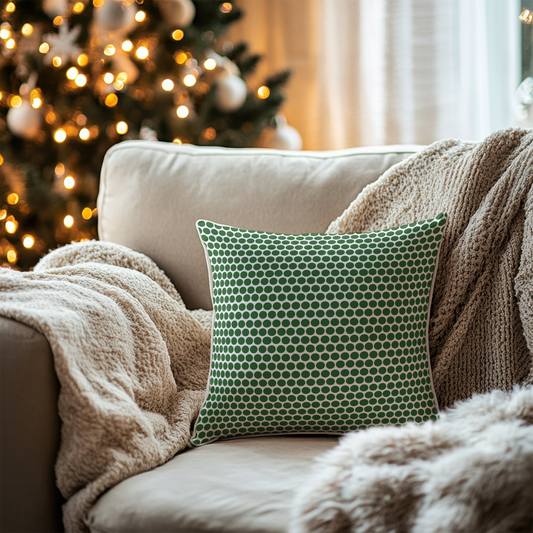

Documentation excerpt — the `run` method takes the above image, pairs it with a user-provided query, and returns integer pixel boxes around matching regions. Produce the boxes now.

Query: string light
[135,10,146,22]
[31,97,42,108]
[7,193,19,205]
[257,86,270,99]
[77,53,88,66]
[105,93,118,107]
[5,2,15,13]
[162,79,174,91]
[173,138,182,144]
[519,9,532,23]
[172,29,184,41]
[116,121,128,134]
[5,38,15,49]
[46,110,56,124]
[176,105,189,118]
[183,74,196,87]
[53,16,64,26]
[204,58,216,70]
[63,176,75,189]
[93,0,104,6]
[75,74,87,87]
[0,28,10,39]
[175,52,187,64]
[10,95,22,108]
[121,40,133,52]
[23,235,35,248]
[0,209,6,220]
[52,56,62,67]
[0,154,3,165]
[73,1,85,13]
[203,127,216,140]
[117,72,128,83]
[114,80,124,90]
[103,72,114,84]
[79,128,90,140]
[54,128,67,143]
[135,46,148,59]
[63,215,74,228]
[82,207,92,220]
[5,219,17,234]
[21,24,33,36]
[55,163,65,175]
[39,42,50,53]
[104,45,115,56]
[220,2,232,13]
[67,67,79,80]
[7,250,17,263]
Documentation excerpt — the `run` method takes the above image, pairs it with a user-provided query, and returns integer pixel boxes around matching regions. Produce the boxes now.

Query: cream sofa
[0,141,422,533]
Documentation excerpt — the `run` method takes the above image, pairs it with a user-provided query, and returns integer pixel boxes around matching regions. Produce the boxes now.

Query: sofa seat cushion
[85,435,339,533]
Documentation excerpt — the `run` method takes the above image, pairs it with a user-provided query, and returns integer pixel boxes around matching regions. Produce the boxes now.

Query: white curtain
[229,0,521,150]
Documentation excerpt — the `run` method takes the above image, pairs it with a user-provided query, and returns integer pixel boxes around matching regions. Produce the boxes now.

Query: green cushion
[191,214,447,446]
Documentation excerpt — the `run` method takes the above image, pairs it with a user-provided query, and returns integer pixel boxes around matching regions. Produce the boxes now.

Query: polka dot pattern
[191,214,447,446]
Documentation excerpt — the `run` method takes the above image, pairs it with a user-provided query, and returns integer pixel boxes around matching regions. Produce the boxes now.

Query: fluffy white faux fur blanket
[292,128,533,532]
[290,386,533,533]
[0,242,212,533]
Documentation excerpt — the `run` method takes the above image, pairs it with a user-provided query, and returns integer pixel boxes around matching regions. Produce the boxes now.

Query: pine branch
[238,54,262,76]
[264,70,292,91]
[226,41,248,61]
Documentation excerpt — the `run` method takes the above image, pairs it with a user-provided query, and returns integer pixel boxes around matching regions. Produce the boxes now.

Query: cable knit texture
[0,241,211,533]
[328,128,533,408]
[290,128,533,533]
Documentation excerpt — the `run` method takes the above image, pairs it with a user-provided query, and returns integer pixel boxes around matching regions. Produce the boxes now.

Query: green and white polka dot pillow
[191,214,447,446]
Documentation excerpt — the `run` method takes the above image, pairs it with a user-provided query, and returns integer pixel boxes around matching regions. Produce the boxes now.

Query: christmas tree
[0,0,294,270]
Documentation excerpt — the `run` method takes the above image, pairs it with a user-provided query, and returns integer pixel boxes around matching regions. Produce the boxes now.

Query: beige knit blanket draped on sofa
[0,242,212,533]
[328,128,533,408]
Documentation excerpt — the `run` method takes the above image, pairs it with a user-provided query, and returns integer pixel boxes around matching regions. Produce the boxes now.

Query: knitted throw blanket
[290,128,533,533]
[328,128,533,408]
[0,242,212,533]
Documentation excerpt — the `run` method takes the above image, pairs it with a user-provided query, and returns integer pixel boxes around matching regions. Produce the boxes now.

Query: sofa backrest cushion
[98,142,422,310]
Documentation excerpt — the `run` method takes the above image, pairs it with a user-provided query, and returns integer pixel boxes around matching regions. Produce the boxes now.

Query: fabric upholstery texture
[98,141,421,310]
[0,317,64,533]
[0,241,211,533]
[192,216,446,445]
[86,436,339,533]
[328,128,533,408]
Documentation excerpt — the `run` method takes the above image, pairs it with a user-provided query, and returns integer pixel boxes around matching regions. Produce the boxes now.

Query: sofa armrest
[0,317,64,532]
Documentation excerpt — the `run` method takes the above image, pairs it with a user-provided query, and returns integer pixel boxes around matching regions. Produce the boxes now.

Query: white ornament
[7,101,42,140]
[265,115,302,151]
[43,23,82,65]
[91,1,139,87]
[110,49,140,84]
[140,126,158,141]
[43,0,68,18]
[94,0,137,34]
[156,0,196,28]
[215,74,247,113]
[206,50,240,77]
